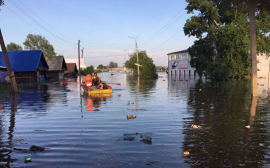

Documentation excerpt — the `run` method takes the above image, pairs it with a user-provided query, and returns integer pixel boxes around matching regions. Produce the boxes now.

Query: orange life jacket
[85,74,92,85]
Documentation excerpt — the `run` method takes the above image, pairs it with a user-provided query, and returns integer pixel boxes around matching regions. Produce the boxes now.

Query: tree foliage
[184,0,270,82]
[23,34,56,57]
[108,62,118,68]
[6,42,22,51]
[125,51,158,79]
[81,66,94,75]
[97,64,104,69]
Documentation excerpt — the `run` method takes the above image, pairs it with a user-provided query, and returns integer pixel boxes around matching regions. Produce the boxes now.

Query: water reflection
[182,80,269,167]
[82,94,112,112]
[0,93,18,167]
[126,75,157,94]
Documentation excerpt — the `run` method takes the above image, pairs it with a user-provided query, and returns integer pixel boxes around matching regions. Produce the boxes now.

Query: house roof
[167,49,188,55]
[64,63,78,74]
[0,50,49,72]
[45,56,67,71]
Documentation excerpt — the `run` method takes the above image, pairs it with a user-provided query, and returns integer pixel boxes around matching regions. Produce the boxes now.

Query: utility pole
[249,0,258,97]
[129,36,140,76]
[81,47,84,58]
[136,41,139,76]
[0,28,18,93]
[78,40,81,83]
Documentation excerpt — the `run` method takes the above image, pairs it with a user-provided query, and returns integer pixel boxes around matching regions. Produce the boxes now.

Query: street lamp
[129,36,140,76]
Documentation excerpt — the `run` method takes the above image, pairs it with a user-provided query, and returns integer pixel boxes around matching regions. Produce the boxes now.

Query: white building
[167,49,196,77]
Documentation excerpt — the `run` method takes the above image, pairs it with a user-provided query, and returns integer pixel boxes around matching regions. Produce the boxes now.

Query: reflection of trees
[126,75,157,95]
[183,80,268,167]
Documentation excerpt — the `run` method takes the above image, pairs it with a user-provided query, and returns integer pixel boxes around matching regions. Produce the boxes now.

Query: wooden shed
[0,50,49,83]
[45,56,67,81]
[64,63,78,77]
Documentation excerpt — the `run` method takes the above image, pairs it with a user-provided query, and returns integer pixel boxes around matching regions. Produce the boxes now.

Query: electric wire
[9,0,76,46]
[17,0,77,43]
[5,4,76,49]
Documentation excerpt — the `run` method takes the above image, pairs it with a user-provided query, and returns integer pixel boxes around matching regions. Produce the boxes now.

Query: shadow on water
[181,79,270,167]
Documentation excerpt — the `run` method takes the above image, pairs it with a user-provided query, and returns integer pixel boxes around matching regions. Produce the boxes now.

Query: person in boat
[85,74,92,87]
[92,72,103,89]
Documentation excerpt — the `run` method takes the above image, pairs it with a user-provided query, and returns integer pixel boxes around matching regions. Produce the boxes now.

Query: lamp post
[129,36,140,76]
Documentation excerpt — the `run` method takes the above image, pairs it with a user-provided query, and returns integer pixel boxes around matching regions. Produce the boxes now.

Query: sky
[0,0,197,67]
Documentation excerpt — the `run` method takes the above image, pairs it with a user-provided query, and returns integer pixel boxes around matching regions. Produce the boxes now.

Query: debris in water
[140,134,152,142]
[13,147,23,151]
[191,124,202,129]
[145,161,158,165]
[123,137,135,141]
[199,89,202,91]
[29,145,44,151]
[183,151,190,156]
[245,125,250,129]
[127,114,136,119]
[24,156,32,162]
[115,139,122,141]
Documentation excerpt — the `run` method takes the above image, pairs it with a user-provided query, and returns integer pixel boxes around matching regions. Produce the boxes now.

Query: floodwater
[0,72,270,168]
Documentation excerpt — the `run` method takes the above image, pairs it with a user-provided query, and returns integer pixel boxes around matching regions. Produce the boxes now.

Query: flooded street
[1,72,270,167]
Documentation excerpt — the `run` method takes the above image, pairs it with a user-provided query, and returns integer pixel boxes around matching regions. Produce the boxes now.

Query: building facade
[167,49,196,78]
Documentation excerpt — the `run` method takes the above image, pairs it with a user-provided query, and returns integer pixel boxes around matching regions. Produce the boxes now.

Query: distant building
[167,49,196,77]
[45,56,67,81]
[65,58,86,69]
[64,63,78,77]
[0,50,49,83]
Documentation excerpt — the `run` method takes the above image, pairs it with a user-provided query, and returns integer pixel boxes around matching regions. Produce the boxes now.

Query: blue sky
[0,0,196,67]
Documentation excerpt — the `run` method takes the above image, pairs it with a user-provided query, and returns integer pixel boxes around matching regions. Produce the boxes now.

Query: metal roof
[167,49,188,55]
[0,50,49,72]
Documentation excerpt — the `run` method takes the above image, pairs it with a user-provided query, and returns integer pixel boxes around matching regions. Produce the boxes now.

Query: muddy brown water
[0,72,270,168]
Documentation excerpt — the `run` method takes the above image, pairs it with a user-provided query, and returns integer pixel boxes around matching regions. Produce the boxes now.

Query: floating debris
[13,147,23,151]
[199,89,202,91]
[123,137,135,141]
[29,145,44,151]
[191,124,202,129]
[183,151,190,156]
[146,161,158,165]
[115,139,122,141]
[245,125,250,129]
[127,114,136,120]
[140,134,152,142]
[24,156,32,162]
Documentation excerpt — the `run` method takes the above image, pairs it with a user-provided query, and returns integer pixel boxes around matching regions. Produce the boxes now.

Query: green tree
[184,0,270,82]
[23,34,56,57]
[125,50,158,79]
[97,64,104,69]
[81,66,94,75]
[108,62,118,68]
[6,42,22,51]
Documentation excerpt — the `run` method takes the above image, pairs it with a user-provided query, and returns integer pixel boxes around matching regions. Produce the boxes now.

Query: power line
[140,7,185,47]
[5,4,76,49]
[150,29,183,50]
[9,0,76,46]
[17,0,77,43]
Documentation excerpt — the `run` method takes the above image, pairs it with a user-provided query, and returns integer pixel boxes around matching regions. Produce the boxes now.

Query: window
[182,55,187,59]
[176,54,179,59]
[171,55,174,60]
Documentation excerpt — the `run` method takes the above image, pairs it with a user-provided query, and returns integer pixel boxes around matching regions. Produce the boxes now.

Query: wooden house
[0,50,49,83]
[45,56,67,81]
[64,63,78,77]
